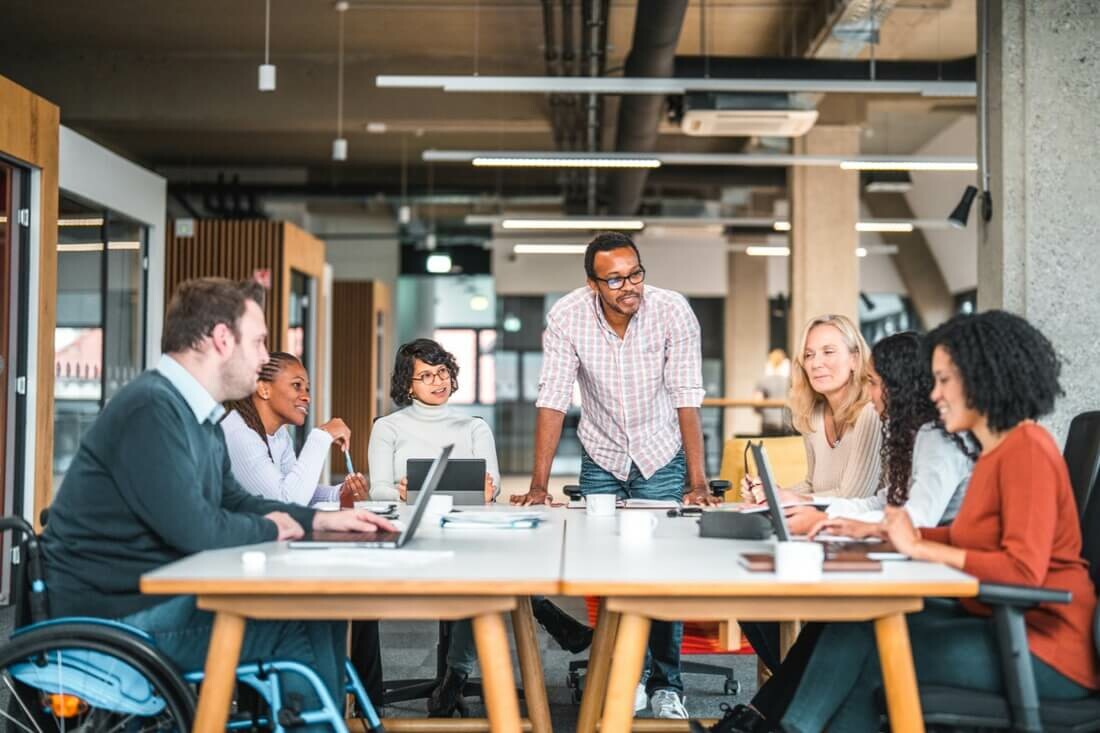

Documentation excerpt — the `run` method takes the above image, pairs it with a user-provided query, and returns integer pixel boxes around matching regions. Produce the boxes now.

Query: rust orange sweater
[921,422,1099,689]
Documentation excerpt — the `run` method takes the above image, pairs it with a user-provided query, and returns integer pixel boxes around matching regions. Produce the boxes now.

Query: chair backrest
[1062,411,1100,515]
[718,435,807,502]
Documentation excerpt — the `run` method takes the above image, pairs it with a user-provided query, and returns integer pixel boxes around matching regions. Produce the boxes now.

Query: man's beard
[220,356,259,402]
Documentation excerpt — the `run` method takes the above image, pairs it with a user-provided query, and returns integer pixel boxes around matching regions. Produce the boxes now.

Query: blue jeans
[447,619,478,675]
[780,599,1092,732]
[580,448,686,695]
[120,595,347,731]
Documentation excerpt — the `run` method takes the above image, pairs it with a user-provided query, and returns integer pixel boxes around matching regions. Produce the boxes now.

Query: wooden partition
[164,220,327,409]
[0,74,60,526]
[330,281,392,480]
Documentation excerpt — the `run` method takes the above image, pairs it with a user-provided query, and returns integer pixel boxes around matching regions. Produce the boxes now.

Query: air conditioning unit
[677,93,819,138]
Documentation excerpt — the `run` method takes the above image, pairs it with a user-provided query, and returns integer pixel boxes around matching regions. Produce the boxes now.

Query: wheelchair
[0,515,384,732]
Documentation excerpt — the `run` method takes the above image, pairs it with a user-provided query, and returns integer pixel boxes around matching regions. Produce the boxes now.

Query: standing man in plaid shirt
[511,231,720,719]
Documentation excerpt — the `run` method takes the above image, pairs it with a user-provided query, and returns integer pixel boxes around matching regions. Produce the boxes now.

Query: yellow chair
[718,435,808,502]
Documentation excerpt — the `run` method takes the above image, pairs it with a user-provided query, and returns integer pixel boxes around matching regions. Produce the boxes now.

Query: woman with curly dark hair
[367,338,498,503]
[722,312,1099,733]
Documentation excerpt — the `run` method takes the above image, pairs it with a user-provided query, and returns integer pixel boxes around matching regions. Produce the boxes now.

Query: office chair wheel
[724,679,740,695]
[0,620,196,732]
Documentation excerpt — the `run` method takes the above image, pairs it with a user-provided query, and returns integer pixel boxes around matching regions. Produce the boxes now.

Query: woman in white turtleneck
[367,338,501,717]
[368,339,499,503]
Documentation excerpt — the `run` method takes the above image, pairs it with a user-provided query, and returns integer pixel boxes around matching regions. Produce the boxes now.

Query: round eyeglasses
[412,368,451,385]
[592,267,645,290]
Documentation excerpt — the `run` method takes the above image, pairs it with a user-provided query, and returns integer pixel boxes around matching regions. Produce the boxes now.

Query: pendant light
[332,1,349,161]
[258,0,276,91]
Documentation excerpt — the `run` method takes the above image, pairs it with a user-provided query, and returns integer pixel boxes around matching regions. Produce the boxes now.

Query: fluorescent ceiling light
[841,160,978,172]
[468,214,775,228]
[472,156,660,169]
[57,241,142,252]
[427,149,977,170]
[513,244,588,254]
[425,253,452,273]
[377,75,975,98]
[500,218,645,231]
[58,217,105,227]
[856,221,914,233]
[773,221,791,232]
[746,246,791,257]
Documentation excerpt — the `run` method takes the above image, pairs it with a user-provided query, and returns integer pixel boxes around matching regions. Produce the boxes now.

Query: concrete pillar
[724,252,769,436]
[787,126,861,352]
[980,1,1100,441]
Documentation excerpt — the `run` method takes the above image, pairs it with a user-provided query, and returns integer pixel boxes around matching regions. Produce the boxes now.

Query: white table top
[141,505,565,597]
[560,509,978,597]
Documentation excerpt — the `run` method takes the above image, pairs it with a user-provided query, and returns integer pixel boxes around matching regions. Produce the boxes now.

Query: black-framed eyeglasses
[412,367,451,385]
[592,267,645,290]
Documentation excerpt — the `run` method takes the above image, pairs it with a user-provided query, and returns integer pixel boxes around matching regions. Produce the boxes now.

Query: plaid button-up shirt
[536,284,705,481]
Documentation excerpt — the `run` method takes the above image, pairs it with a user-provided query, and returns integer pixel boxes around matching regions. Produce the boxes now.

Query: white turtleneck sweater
[367,400,501,502]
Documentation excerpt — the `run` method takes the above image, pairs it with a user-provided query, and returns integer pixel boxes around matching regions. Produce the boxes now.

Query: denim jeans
[120,595,347,731]
[447,619,478,675]
[780,599,1092,733]
[580,448,686,695]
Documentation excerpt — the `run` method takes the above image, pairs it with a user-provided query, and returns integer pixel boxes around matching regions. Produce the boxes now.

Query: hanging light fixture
[332,1,349,161]
[258,0,276,91]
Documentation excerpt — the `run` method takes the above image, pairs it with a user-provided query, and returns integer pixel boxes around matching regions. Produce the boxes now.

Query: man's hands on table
[311,508,399,534]
[683,483,722,506]
[510,487,551,506]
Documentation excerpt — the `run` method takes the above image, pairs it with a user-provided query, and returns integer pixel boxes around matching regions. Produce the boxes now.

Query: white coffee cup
[775,541,825,581]
[617,512,659,542]
[585,494,617,517]
[423,493,454,519]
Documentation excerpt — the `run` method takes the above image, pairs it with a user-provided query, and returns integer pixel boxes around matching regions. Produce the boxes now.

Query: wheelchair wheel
[0,621,196,732]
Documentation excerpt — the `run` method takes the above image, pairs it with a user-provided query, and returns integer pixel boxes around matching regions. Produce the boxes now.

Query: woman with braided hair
[221,351,368,506]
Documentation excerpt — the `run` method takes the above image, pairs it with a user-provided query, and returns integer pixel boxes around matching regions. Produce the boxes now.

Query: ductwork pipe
[608,0,689,215]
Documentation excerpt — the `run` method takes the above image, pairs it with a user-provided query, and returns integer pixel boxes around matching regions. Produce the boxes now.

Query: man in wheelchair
[33,277,396,729]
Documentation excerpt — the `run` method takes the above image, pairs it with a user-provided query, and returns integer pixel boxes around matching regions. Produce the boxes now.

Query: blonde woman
[746,315,882,516]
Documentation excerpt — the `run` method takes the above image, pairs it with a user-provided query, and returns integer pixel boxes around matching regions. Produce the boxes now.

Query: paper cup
[617,512,659,542]
[775,541,824,581]
[585,494,617,517]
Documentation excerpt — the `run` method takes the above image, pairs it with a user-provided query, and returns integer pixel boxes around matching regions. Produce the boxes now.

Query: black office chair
[562,480,741,703]
[1063,411,1100,513]
[890,415,1100,732]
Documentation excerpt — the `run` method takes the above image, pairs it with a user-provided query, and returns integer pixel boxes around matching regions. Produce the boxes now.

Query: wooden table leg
[874,612,925,733]
[194,611,245,733]
[511,597,552,733]
[473,611,523,733]
[599,611,651,733]
[577,599,621,733]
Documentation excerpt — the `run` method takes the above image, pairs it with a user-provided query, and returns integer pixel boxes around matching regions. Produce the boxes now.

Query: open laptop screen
[750,441,791,542]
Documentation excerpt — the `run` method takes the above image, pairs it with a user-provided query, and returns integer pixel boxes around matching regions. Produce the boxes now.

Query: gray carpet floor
[1,599,759,731]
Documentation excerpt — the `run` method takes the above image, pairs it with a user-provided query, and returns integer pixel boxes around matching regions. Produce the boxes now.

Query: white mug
[585,494,617,517]
[775,541,825,581]
[423,493,454,518]
[617,512,659,542]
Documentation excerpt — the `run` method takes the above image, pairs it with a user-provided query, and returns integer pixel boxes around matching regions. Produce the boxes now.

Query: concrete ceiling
[0,0,976,204]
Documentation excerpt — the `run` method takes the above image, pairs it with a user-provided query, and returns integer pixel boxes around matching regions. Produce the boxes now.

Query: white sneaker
[634,683,647,712]
[650,689,688,719]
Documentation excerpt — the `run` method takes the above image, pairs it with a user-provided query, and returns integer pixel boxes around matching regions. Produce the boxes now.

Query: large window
[53,194,147,489]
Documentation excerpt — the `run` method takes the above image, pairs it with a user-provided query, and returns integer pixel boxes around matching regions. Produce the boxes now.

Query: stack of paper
[440,511,543,530]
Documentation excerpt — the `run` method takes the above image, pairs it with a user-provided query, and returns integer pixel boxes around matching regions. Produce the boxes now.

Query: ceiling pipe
[671,55,975,83]
[608,0,689,215]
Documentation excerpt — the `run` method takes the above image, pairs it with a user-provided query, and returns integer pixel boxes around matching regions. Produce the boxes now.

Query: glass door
[2,158,31,605]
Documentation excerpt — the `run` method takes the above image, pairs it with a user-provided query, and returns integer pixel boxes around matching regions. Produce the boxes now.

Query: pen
[344,450,356,476]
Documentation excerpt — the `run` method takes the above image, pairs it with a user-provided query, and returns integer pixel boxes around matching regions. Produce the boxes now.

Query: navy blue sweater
[42,370,315,618]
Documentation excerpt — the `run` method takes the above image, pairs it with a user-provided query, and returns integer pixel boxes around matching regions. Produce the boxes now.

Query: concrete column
[787,126,861,352]
[980,1,1100,441]
[724,252,769,436]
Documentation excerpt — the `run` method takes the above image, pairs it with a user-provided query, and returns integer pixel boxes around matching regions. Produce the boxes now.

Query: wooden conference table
[142,507,978,733]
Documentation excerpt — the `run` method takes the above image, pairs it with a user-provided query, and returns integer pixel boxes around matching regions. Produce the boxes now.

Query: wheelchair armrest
[562,485,583,501]
[978,582,1072,608]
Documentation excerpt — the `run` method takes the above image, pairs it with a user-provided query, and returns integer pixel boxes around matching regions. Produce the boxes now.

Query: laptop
[406,457,487,506]
[290,444,453,549]
[747,441,899,564]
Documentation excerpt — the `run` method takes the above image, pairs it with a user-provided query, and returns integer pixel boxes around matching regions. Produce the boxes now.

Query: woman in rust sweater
[752,311,1099,733]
